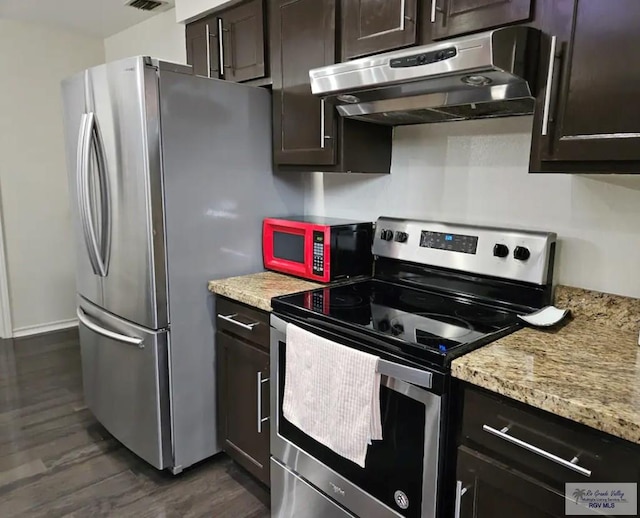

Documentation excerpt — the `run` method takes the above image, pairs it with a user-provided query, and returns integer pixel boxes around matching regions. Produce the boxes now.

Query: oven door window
[278,343,429,518]
[273,231,305,263]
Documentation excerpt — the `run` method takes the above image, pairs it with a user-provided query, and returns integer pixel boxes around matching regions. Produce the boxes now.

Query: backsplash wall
[304,117,640,298]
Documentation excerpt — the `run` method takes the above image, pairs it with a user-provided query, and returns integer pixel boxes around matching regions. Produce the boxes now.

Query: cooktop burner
[271,217,557,370]
[273,279,521,367]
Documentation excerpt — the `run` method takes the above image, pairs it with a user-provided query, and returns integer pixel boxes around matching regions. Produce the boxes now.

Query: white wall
[306,117,640,298]
[175,0,239,23]
[105,8,186,64]
[0,20,105,334]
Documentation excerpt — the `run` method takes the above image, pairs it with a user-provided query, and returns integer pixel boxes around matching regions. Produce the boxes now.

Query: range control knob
[514,246,531,261]
[381,229,394,241]
[493,244,509,258]
[395,231,409,243]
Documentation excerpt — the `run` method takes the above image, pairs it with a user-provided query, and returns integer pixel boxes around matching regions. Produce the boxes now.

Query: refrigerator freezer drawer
[78,301,172,469]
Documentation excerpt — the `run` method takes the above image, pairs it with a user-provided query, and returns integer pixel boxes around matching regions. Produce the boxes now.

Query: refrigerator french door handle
[77,113,101,276]
[91,115,112,276]
[82,112,109,277]
[77,307,144,348]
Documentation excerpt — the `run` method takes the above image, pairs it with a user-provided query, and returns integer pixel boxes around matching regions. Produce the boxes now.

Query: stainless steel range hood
[309,27,540,126]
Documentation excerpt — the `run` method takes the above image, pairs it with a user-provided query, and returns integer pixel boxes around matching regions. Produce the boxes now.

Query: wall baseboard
[13,318,78,338]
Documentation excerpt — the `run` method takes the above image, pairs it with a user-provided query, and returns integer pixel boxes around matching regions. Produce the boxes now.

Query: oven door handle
[272,315,433,390]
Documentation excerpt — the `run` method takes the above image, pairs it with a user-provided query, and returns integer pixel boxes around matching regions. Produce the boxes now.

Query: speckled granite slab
[208,271,322,312]
[452,285,640,446]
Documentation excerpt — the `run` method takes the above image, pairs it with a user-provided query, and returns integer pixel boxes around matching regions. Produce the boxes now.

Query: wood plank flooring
[0,329,270,517]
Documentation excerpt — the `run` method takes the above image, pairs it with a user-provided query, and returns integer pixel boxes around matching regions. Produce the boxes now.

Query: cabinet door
[220,0,266,82]
[186,19,209,77]
[342,0,418,60]
[532,0,640,170]
[186,17,220,78]
[217,331,270,486]
[432,0,532,40]
[457,446,567,518]
[271,0,337,165]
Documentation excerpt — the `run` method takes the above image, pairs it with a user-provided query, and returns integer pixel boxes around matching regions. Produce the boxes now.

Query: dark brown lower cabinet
[217,330,270,486]
[457,384,640,517]
[457,446,566,518]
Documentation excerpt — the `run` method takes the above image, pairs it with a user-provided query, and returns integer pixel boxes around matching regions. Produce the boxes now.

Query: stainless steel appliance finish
[271,315,442,518]
[309,27,539,125]
[373,217,557,285]
[77,296,171,469]
[272,459,356,518]
[269,216,558,518]
[62,56,303,472]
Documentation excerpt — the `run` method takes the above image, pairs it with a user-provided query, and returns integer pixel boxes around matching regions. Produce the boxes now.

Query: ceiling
[0,0,175,38]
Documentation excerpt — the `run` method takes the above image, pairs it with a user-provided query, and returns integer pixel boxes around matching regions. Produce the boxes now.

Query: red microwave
[263,217,374,283]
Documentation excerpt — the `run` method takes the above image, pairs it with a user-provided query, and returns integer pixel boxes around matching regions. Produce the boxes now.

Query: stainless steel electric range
[270,217,557,518]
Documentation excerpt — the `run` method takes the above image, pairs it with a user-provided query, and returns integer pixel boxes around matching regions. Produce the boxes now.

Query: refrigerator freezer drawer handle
[77,308,144,348]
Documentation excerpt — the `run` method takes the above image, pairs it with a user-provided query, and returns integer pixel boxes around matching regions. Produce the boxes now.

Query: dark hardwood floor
[0,329,270,517]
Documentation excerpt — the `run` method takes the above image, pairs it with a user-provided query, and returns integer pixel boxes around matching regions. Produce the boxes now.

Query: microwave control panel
[312,230,325,276]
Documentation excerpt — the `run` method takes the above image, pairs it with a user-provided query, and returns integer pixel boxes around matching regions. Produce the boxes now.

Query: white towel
[283,323,382,468]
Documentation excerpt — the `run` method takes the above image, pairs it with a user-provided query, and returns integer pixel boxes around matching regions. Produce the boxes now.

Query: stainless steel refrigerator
[61,56,303,473]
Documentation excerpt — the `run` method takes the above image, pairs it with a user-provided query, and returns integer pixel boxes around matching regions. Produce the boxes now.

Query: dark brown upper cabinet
[271,0,337,165]
[341,0,418,60]
[530,0,640,173]
[270,0,392,172]
[185,0,267,83]
[431,0,532,40]
[186,18,219,78]
[219,0,267,82]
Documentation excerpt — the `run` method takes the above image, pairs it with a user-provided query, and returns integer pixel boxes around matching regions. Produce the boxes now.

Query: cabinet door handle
[431,0,444,22]
[257,372,270,433]
[205,24,211,78]
[320,99,332,148]
[217,17,225,79]
[320,99,327,148]
[541,35,558,136]
[454,481,469,518]
[482,424,592,477]
[218,313,259,331]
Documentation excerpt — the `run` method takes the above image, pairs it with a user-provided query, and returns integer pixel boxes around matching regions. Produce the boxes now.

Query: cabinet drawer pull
[541,35,558,136]
[454,480,469,518]
[482,424,592,477]
[257,372,270,433]
[218,313,259,331]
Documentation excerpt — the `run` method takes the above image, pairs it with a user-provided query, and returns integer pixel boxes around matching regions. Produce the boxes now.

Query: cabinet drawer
[461,386,640,489]
[216,296,269,349]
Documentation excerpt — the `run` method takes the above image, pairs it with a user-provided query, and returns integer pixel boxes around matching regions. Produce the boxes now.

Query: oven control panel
[373,217,557,285]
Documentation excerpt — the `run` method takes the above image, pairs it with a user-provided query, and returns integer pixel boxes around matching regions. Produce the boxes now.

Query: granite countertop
[208,271,322,312]
[452,285,640,445]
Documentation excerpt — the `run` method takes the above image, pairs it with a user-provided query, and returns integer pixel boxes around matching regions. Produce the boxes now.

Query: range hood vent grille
[126,0,167,11]
[310,27,540,126]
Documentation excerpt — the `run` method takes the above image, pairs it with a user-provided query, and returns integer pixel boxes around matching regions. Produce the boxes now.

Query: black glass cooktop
[271,279,522,368]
